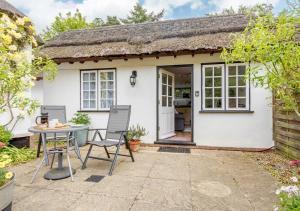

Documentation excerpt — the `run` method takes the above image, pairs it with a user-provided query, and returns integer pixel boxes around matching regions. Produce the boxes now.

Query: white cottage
[40,14,273,149]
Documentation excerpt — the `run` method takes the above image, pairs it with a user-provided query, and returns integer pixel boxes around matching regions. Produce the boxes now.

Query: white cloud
[8,0,137,33]
[208,0,280,12]
[143,0,204,16]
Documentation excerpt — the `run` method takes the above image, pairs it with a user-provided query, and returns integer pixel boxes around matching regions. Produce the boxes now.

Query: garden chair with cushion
[82,105,134,175]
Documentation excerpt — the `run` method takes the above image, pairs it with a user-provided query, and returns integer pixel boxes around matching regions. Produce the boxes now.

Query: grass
[245,149,300,185]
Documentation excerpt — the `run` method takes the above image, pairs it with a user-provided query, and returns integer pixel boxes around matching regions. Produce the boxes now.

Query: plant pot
[129,140,141,152]
[0,173,14,211]
[74,127,89,147]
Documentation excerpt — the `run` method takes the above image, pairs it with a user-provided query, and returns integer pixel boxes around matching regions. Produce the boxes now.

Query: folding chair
[82,105,134,175]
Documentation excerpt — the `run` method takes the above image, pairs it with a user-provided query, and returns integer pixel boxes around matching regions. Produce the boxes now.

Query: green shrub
[0,126,12,145]
[70,112,91,125]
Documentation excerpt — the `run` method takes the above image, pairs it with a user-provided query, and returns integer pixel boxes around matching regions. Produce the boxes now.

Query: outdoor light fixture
[130,70,137,87]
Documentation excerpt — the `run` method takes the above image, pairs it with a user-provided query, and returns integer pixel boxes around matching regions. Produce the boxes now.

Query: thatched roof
[41,14,249,62]
[0,0,25,17]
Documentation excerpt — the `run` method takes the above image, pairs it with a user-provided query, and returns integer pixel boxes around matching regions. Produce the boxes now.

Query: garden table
[28,125,88,181]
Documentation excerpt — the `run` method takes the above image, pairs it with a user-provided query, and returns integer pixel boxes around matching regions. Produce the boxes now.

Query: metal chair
[82,105,134,175]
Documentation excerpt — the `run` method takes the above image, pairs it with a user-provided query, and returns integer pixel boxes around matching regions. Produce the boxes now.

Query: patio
[10,146,277,211]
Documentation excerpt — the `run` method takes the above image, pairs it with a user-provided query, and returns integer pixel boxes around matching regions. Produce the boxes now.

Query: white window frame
[226,63,250,111]
[80,69,116,111]
[202,64,225,110]
[98,69,116,111]
[80,70,97,111]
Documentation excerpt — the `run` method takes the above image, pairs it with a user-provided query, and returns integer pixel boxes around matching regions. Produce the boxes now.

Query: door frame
[156,64,194,143]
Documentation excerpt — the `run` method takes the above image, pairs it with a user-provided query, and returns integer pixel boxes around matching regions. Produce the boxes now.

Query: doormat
[85,175,105,183]
[158,146,191,153]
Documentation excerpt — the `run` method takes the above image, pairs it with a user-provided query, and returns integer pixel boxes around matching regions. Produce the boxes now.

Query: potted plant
[70,112,91,147]
[127,125,147,152]
[0,154,14,211]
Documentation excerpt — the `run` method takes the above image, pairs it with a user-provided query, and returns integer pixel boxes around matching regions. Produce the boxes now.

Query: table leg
[41,133,49,165]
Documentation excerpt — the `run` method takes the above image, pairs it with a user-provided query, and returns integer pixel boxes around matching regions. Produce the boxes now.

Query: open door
[159,68,175,139]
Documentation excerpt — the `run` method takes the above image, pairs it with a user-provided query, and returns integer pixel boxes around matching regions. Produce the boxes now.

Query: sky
[8,0,289,33]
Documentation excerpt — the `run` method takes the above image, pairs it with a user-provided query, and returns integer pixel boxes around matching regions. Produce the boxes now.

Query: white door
[159,69,175,139]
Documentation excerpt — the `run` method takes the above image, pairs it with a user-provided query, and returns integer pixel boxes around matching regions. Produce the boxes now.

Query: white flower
[276,189,281,195]
[291,176,298,183]
[278,185,300,197]
[274,207,279,211]
[9,45,17,51]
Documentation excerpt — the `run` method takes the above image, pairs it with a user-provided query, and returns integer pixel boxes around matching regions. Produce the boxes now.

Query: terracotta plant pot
[0,173,14,211]
[129,140,141,152]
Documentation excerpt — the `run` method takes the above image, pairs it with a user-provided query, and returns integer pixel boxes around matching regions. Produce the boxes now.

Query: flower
[0,162,5,168]
[274,207,279,211]
[291,176,298,183]
[16,18,25,26]
[2,155,9,159]
[5,172,13,179]
[9,45,17,51]
[23,17,31,23]
[1,34,12,45]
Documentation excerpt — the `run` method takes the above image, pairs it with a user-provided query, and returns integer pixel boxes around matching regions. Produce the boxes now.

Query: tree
[121,3,164,24]
[0,12,57,131]
[42,9,93,41]
[221,6,300,116]
[208,3,273,16]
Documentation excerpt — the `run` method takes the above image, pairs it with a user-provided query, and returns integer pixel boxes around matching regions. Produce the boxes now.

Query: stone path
[10,146,278,211]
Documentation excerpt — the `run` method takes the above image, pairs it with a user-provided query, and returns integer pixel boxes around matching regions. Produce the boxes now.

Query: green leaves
[70,112,91,125]
[221,7,300,117]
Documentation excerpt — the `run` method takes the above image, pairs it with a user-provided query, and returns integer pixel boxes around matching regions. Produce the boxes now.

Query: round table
[29,125,89,180]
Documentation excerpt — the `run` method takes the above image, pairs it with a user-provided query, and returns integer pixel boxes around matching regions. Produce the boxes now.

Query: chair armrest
[108,130,128,133]
[88,128,108,131]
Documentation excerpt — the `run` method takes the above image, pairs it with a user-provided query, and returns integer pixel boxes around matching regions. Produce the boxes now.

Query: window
[161,73,173,107]
[226,64,249,110]
[202,64,224,110]
[202,63,250,111]
[80,69,116,111]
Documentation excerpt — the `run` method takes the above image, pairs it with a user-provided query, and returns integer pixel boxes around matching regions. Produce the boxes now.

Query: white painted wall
[42,53,274,148]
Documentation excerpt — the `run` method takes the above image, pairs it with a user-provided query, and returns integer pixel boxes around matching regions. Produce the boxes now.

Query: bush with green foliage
[70,112,91,125]
[0,126,12,145]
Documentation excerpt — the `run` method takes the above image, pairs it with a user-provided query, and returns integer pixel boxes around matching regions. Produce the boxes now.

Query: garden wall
[274,95,300,159]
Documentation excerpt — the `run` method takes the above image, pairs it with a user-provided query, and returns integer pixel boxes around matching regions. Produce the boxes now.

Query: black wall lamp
[130,70,137,87]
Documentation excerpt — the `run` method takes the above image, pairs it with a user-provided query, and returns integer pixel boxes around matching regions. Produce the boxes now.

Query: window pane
[90,100,96,109]
[107,72,114,80]
[229,88,236,97]
[108,81,114,89]
[101,91,106,98]
[214,77,222,87]
[168,75,172,85]
[107,90,114,98]
[205,99,213,108]
[162,96,167,106]
[90,73,96,81]
[101,82,106,89]
[205,78,213,87]
[229,98,236,108]
[90,82,96,90]
[107,99,113,108]
[238,65,246,75]
[205,67,213,76]
[83,100,89,108]
[100,72,107,80]
[238,87,246,97]
[168,97,172,107]
[168,86,172,96]
[83,82,89,90]
[100,100,107,108]
[214,88,222,97]
[214,98,222,108]
[238,76,246,86]
[162,74,167,84]
[238,98,246,108]
[228,66,236,76]
[90,91,96,99]
[205,88,212,97]
[83,91,89,100]
[214,67,222,76]
[228,77,236,86]
[83,73,89,81]
[162,85,167,95]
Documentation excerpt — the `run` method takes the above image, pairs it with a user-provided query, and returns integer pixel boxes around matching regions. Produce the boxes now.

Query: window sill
[78,110,110,113]
[199,110,254,114]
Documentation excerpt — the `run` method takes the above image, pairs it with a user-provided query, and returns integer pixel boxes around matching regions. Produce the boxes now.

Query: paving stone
[137,178,192,209]
[130,201,192,211]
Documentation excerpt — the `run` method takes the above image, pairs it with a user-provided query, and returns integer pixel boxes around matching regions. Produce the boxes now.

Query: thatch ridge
[0,0,25,17]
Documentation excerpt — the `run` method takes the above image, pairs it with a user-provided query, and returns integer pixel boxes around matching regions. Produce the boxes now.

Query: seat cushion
[88,140,121,147]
